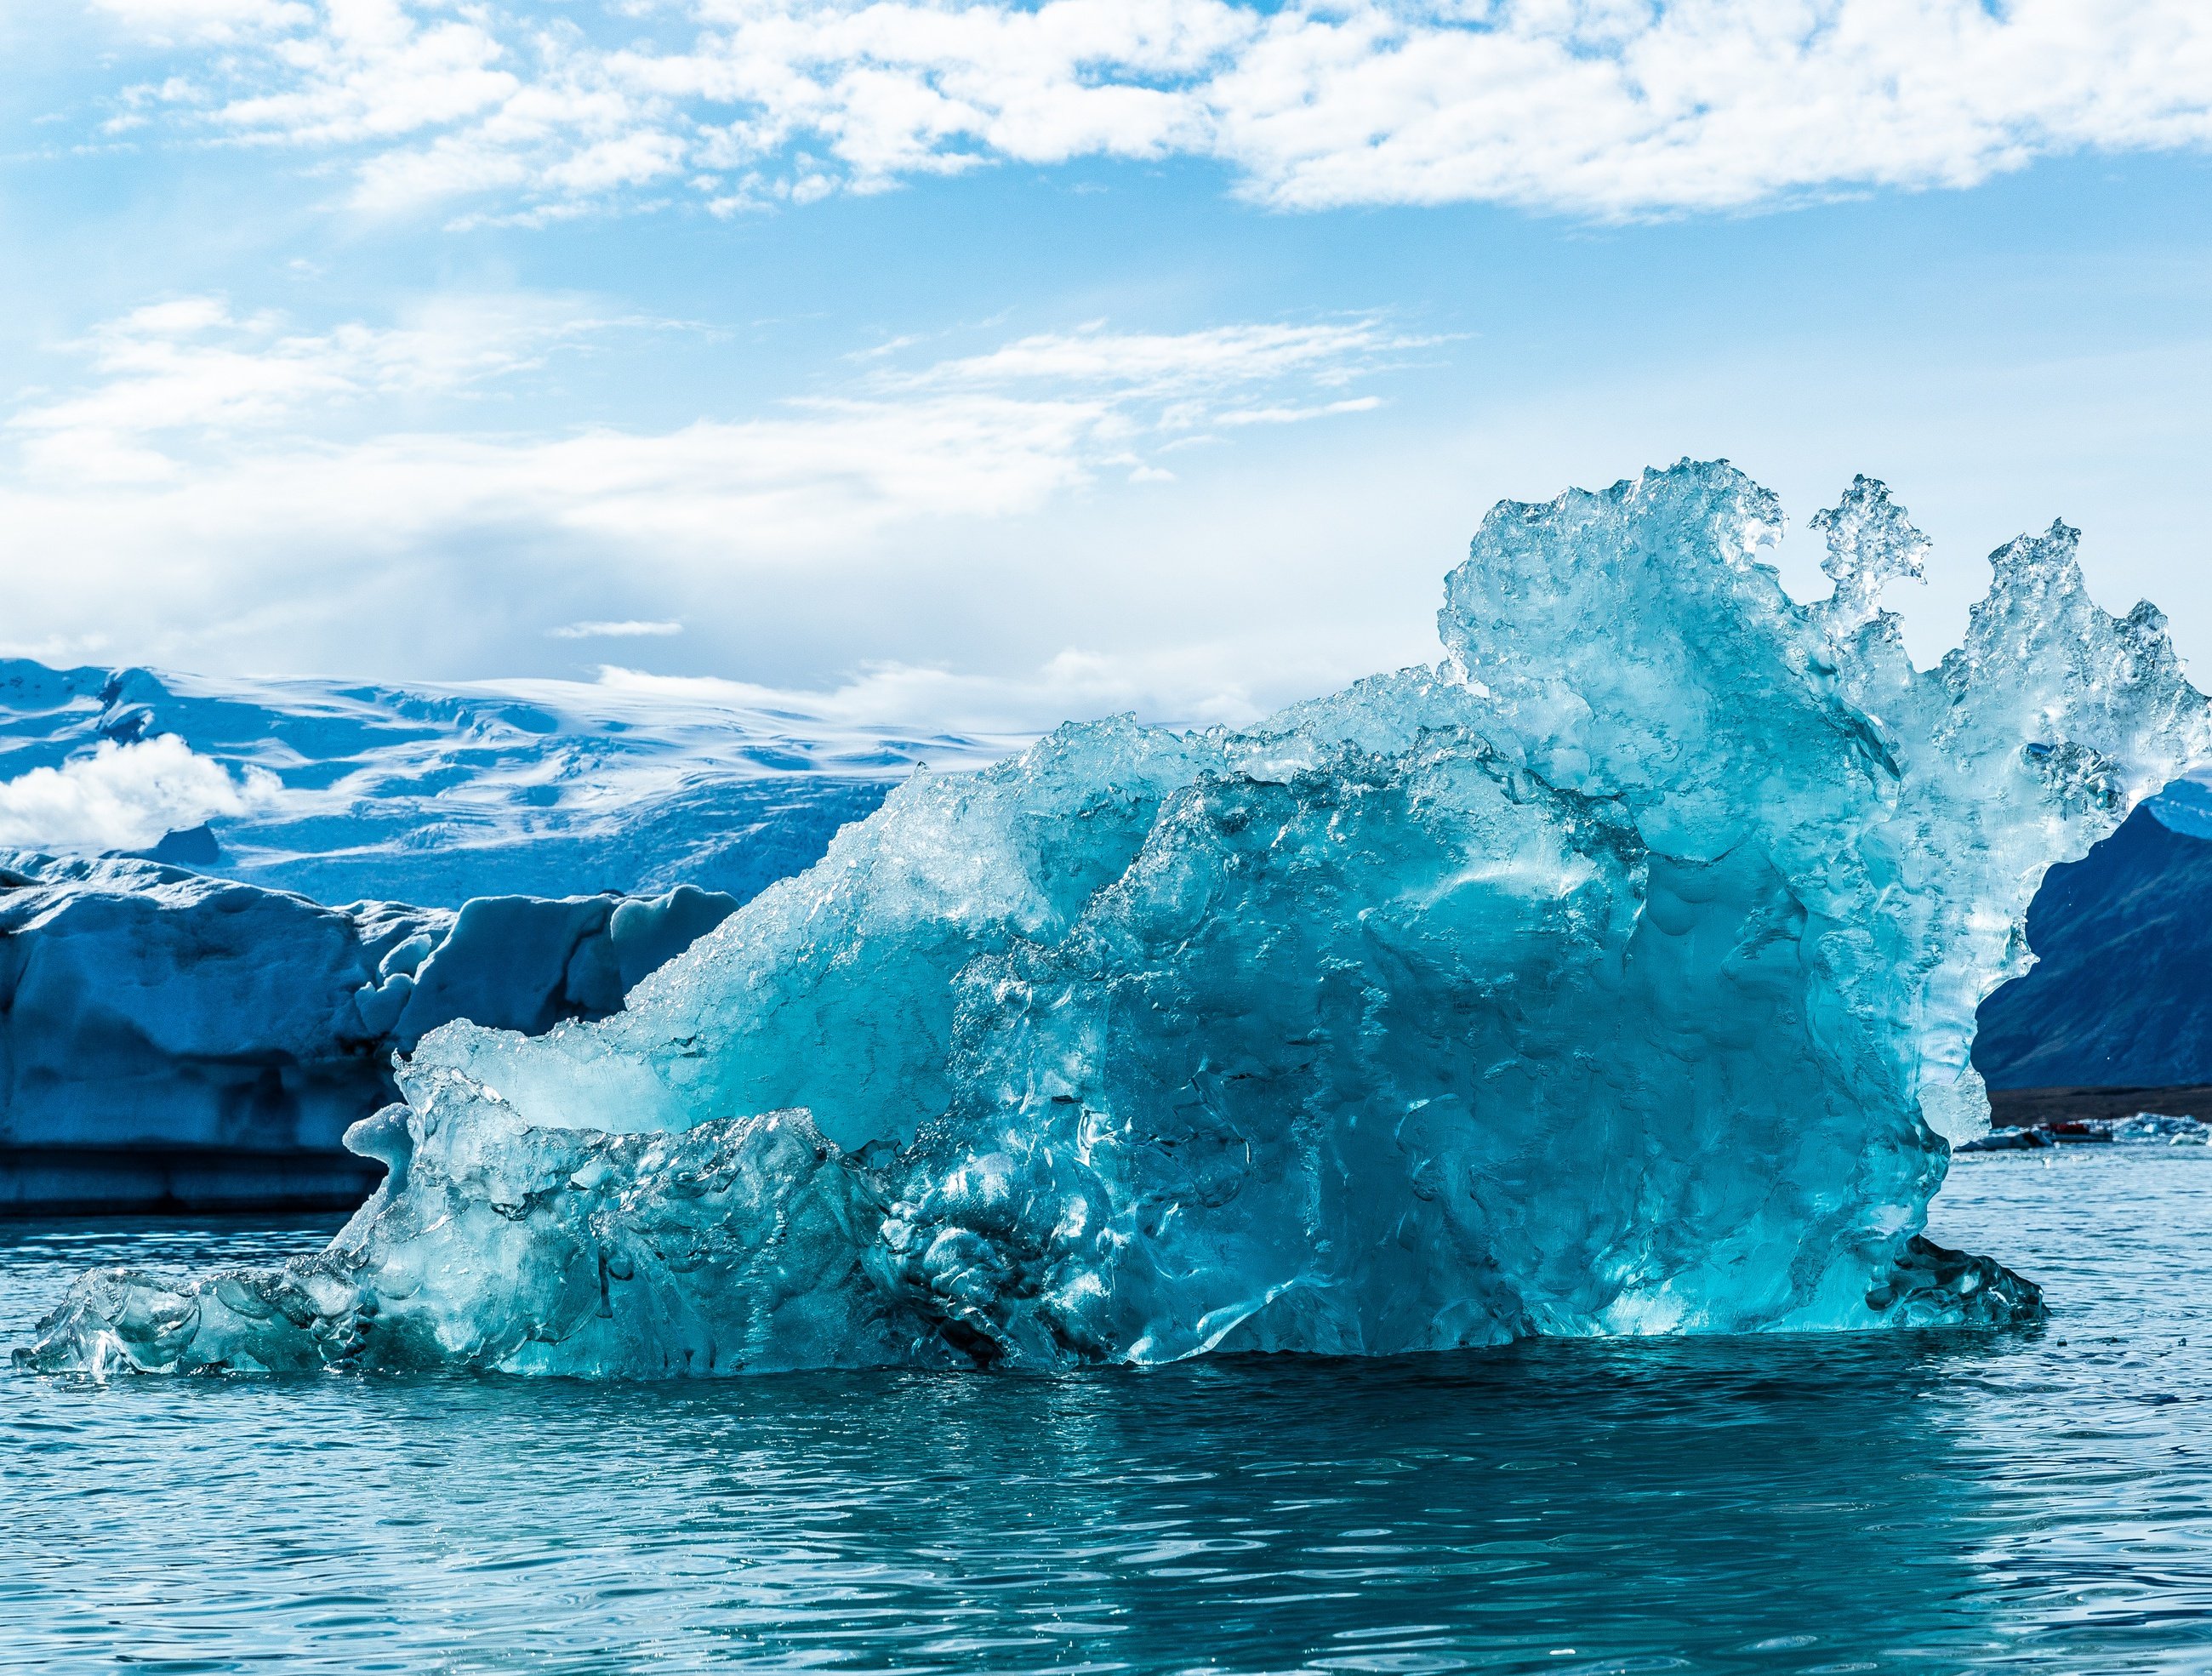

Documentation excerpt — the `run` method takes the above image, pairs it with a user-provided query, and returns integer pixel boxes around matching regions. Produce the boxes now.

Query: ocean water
[3,1149,2209,1675]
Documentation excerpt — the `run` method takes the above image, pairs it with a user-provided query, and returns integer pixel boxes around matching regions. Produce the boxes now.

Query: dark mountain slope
[1975,805,2212,1091]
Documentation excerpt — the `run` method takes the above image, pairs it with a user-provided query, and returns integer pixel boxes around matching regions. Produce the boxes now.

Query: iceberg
[23,461,2208,1377]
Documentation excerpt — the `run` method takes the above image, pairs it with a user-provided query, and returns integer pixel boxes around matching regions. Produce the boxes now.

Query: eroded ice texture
[23,462,2207,1377]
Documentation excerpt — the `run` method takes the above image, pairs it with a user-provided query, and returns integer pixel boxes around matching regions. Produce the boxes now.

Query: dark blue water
[5,1148,2211,1674]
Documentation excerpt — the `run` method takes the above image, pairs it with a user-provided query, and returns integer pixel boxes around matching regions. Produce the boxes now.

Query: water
[3,1149,2210,1675]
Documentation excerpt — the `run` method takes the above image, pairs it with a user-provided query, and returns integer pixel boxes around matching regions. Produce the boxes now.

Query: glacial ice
[0,853,738,1206]
[23,460,2209,1377]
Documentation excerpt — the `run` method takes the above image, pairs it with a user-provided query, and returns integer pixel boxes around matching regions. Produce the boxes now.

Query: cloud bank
[6,297,1418,539]
[84,1,2212,222]
[0,293,1429,715]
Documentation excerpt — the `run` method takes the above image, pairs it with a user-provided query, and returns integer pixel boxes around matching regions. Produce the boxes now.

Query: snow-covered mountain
[1974,801,2212,1093]
[0,660,1022,908]
[0,657,1032,1210]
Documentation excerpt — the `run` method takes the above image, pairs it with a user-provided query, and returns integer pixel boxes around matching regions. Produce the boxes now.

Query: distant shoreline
[1987,1084,2212,1129]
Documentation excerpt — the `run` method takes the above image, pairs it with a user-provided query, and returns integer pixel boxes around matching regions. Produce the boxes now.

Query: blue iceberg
[23,461,2209,1376]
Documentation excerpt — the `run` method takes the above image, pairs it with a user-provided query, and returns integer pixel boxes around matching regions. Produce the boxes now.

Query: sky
[4,0,2212,734]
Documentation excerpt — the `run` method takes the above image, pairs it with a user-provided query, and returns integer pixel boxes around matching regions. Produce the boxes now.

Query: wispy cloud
[6,293,621,482]
[7,297,1410,505]
[0,294,1410,687]
[550,619,685,638]
[77,1,2212,222]
[88,0,311,45]
[909,321,1410,395]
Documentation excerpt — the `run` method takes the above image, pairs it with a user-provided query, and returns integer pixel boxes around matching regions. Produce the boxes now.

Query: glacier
[22,459,2210,1377]
[0,664,975,1211]
[0,661,1012,908]
[0,853,738,1211]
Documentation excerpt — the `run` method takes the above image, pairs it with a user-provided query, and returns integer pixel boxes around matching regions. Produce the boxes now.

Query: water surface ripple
[5,1149,2210,1673]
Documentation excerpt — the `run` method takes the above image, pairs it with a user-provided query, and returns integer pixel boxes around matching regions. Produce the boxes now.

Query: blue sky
[6,1,2212,732]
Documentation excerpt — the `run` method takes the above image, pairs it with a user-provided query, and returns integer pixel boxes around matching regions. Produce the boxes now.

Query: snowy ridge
[0,662,1021,909]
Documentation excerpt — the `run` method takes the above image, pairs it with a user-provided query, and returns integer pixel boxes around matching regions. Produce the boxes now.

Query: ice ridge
[22,461,2206,1377]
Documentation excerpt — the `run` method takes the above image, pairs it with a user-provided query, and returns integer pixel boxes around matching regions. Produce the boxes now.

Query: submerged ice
[24,461,2208,1377]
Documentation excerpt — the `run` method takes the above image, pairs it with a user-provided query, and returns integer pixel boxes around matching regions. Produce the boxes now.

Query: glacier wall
[24,461,2209,1376]
[0,856,737,1212]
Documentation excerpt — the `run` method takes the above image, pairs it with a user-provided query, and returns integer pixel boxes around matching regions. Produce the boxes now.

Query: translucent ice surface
[24,462,2207,1377]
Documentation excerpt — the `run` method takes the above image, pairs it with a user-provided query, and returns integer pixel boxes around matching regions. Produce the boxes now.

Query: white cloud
[1216,396,1383,426]
[79,2,2212,220]
[197,0,518,145]
[911,320,1406,395]
[550,619,686,638]
[6,293,657,482]
[6,297,1405,510]
[0,736,282,853]
[89,0,311,45]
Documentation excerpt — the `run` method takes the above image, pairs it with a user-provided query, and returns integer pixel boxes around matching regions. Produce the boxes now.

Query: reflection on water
[4,1149,2212,1673]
